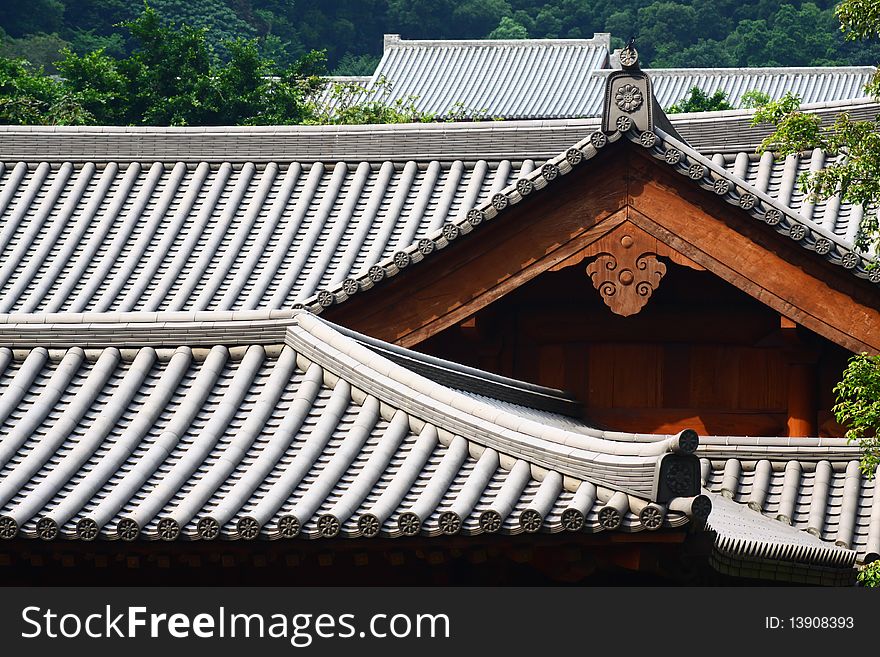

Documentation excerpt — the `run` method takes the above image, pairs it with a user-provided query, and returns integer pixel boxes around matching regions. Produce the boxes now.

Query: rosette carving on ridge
[614,84,643,113]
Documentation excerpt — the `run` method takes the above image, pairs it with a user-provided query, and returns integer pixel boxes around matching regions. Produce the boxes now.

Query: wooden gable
[325,141,878,438]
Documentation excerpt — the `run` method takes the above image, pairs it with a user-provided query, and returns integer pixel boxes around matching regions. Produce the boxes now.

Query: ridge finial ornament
[619,37,639,69]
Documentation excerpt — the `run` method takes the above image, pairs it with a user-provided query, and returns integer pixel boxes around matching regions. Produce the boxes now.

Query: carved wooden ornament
[586,232,666,316]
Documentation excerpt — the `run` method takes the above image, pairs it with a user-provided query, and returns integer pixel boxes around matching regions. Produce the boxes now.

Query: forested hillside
[2,0,878,73]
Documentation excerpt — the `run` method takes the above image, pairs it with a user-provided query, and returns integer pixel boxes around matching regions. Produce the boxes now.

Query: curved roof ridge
[287,312,700,503]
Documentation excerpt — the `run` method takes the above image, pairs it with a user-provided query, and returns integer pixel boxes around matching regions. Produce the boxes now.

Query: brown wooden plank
[626,149,880,353]
[586,408,787,436]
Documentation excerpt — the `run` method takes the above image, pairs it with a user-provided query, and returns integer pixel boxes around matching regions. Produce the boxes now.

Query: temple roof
[0,98,876,316]
[0,310,705,543]
[0,42,876,585]
[321,34,874,119]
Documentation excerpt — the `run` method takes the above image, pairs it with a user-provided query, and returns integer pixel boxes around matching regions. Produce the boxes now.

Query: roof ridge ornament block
[602,44,654,135]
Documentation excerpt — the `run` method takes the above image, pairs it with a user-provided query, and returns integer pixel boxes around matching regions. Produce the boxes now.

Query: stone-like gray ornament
[516,179,534,196]
[467,208,485,225]
[197,516,220,540]
[77,518,99,541]
[441,223,460,241]
[277,515,300,538]
[841,251,860,269]
[664,148,682,164]
[317,290,335,307]
[0,516,16,540]
[519,509,543,533]
[688,164,706,180]
[639,131,657,148]
[665,462,693,495]
[37,517,58,541]
[869,268,880,283]
[541,163,559,181]
[764,209,782,225]
[590,131,608,149]
[237,516,260,541]
[814,238,832,255]
[691,495,712,521]
[368,264,385,282]
[561,508,585,532]
[157,517,180,541]
[491,193,508,210]
[739,193,756,210]
[619,45,639,68]
[393,251,411,268]
[117,518,139,542]
[397,512,421,536]
[713,179,730,195]
[789,224,807,241]
[639,506,664,531]
[318,515,340,538]
[479,510,503,533]
[438,511,461,535]
[565,147,584,165]
[598,506,622,530]
[616,116,633,133]
[341,278,359,296]
[615,84,644,113]
[417,238,435,255]
[358,514,381,538]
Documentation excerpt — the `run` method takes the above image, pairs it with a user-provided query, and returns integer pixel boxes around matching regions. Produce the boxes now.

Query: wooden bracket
[578,221,703,317]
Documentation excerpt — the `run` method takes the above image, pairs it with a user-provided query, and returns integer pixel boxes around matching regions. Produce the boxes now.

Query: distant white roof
[350,34,612,119]
[328,35,874,119]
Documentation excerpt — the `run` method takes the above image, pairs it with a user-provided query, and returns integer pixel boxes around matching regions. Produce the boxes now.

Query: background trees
[1,1,878,74]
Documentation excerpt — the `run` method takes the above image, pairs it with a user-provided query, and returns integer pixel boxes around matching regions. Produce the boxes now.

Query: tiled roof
[321,35,873,119]
[3,98,875,161]
[0,309,865,585]
[700,442,877,561]
[646,67,875,110]
[352,34,611,120]
[0,103,875,315]
[0,310,705,542]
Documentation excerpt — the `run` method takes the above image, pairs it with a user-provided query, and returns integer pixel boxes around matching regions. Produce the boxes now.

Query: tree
[666,87,733,114]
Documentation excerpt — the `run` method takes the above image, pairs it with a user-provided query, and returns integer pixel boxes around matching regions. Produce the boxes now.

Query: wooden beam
[626,149,880,353]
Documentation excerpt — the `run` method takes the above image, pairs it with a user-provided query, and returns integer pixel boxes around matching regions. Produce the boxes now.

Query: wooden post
[780,316,818,438]
[786,361,817,437]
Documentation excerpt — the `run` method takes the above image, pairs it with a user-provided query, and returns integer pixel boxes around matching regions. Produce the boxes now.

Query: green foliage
[0,32,72,73]
[1,1,878,73]
[858,559,880,587]
[837,0,880,41]
[666,87,733,114]
[310,76,434,125]
[333,53,380,76]
[739,89,771,109]
[754,88,880,253]
[488,17,529,39]
[833,354,880,478]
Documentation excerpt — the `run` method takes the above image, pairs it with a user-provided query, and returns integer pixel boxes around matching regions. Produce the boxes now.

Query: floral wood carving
[586,233,666,317]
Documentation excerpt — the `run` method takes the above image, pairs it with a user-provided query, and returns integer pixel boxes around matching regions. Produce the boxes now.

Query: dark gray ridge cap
[303,119,877,318]
[706,493,857,581]
[323,318,582,418]
[0,96,875,161]
[381,33,613,48]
